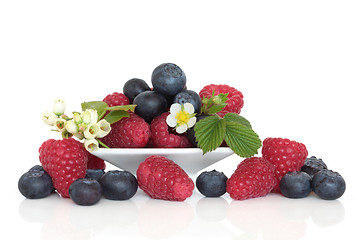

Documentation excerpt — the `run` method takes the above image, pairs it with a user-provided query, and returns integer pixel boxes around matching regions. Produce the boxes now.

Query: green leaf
[81,101,109,120]
[106,104,136,112]
[224,121,262,158]
[194,115,226,154]
[201,92,228,115]
[104,110,129,124]
[223,113,252,129]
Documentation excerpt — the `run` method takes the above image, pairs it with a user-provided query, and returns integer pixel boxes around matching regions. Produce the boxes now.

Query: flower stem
[97,139,109,148]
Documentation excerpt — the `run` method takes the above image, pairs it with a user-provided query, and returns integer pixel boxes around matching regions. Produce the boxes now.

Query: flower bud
[96,119,111,138]
[65,120,78,134]
[54,118,66,132]
[42,111,58,126]
[84,124,100,139]
[81,109,98,125]
[84,139,99,152]
[53,99,66,116]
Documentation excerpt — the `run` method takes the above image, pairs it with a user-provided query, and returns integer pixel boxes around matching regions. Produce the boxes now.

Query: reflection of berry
[102,113,151,148]
[227,157,276,200]
[137,155,194,201]
[199,84,244,117]
[39,138,88,198]
[103,92,129,107]
[262,137,308,193]
[149,112,193,148]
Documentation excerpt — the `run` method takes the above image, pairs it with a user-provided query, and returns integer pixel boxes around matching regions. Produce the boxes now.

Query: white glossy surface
[92,147,234,176]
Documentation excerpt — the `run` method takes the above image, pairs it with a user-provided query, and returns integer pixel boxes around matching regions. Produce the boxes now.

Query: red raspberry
[39,138,88,198]
[199,84,244,117]
[262,137,308,193]
[226,157,276,200]
[136,155,194,201]
[149,112,193,148]
[103,92,130,107]
[101,113,151,148]
[87,151,106,170]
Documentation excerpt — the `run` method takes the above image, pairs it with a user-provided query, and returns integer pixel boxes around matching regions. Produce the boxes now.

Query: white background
[1,1,359,239]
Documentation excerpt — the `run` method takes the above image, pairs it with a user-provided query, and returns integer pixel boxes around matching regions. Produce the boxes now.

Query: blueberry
[280,172,312,199]
[151,63,186,97]
[301,156,328,178]
[187,114,211,147]
[29,165,44,172]
[196,170,228,197]
[69,178,102,206]
[18,170,53,199]
[85,169,105,182]
[99,170,138,200]
[123,78,151,103]
[173,90,202,114]
[312,169,346,200]
[133,91,168,123]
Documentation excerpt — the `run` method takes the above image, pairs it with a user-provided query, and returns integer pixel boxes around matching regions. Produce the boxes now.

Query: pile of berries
[18,63,346,205]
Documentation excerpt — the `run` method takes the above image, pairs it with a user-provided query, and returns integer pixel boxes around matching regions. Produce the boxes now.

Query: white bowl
[92,147,234,176]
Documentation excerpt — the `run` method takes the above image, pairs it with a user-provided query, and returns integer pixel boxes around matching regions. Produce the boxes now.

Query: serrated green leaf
[106,104,136,112]
[194,115,226,154]
[81,101,109,120]
[224,121,262,158]
[104,110,129,124]
[223,113,252,129]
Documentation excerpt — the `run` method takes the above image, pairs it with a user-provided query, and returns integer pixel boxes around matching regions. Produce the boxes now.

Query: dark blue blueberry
[29,165,44,172]
[99,170,138,200]
[18,170,53,199]
[86,169,105,182]
[196,170,228,197]
[280,172,312,199]
[133,91,168,123]
[69,178,102,206]
[301,156,328,178]
[123,78,151,103]
[173,90,202,114]
[151,63,186,97]
[187,115,211,147]
[312,169,346,200]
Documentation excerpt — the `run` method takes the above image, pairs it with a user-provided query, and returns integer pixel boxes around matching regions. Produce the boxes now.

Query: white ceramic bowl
[92,147,234,176]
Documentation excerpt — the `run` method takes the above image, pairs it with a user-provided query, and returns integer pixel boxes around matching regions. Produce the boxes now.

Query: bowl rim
[94,147,233,155]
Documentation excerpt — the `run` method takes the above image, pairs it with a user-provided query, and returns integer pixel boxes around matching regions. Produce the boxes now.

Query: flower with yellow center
[166,103,197,134]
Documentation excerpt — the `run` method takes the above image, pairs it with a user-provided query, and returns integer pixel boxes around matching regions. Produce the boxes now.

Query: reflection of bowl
[92,147,234,176]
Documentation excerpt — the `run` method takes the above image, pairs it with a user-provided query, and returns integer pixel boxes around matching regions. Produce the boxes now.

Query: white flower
[42,111,58,126]
[96,119,111,138]
[84,123,100,139]
[54,118,67,132]
[53,99,66,116]
[65,120,78,134]
[81,109,98,125]
[84,139,99,152]
[166,103,196,134]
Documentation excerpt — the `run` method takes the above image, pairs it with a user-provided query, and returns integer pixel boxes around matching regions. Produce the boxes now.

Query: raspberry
[226,157,276,200]
[103,92,130,107]
[199,84,244,117]
[39,138,88,198]
[101,113,151,148]
[149,112,193,148]
[262,137,308,193]
[87,151,106,170]
[136,155,194,201]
